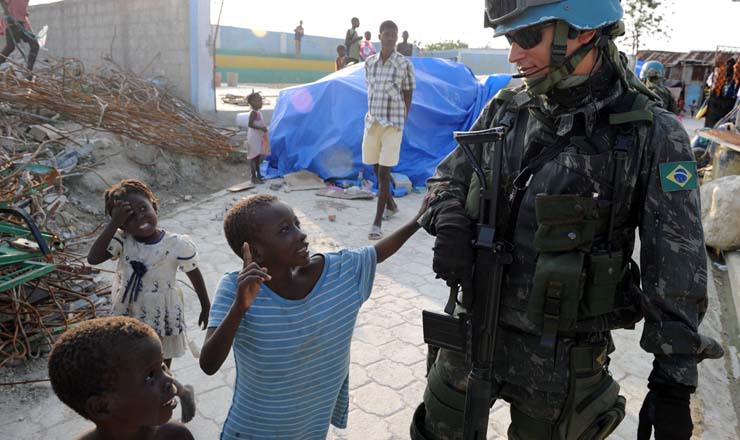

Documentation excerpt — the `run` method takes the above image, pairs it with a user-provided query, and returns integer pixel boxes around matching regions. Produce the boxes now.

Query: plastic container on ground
[235,112,251,128]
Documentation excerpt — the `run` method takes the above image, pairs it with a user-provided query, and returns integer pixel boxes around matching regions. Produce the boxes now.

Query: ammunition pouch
[528,195,630,346]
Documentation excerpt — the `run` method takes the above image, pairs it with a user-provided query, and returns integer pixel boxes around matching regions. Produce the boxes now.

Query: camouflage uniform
[644,78,680,114]
[414,56,721,439]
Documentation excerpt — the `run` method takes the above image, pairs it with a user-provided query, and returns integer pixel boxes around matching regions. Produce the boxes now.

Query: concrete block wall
[29,0,192,103]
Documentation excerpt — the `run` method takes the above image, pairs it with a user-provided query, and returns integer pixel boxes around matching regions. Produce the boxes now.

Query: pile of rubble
[0,209,110,368]
[0,58,235,158]
[0,111,113,367]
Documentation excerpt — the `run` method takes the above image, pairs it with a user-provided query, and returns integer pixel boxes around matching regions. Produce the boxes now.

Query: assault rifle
[421,127,512,440]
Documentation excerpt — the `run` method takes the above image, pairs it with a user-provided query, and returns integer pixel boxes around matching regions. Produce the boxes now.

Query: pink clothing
[0,0,31,35]
[246,110,270,160]
[360,40,376,61]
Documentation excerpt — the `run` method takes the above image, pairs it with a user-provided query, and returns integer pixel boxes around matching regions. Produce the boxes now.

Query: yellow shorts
[361,121,403,167]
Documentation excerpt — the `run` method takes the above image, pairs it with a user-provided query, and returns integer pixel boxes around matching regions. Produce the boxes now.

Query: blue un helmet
[484,0,626,96]
[640,60,665,79]
[485,0,623,36]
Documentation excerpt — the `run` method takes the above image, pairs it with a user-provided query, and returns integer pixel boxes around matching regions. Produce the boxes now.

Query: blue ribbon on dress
[121,260,147,303]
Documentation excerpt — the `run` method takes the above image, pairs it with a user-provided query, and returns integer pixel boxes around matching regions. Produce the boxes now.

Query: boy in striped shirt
[200,193,434,439]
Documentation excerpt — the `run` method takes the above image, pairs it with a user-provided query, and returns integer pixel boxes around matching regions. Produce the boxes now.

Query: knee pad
[508,372,625,440]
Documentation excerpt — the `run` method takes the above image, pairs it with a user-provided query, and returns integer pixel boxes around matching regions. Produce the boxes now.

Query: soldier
[411,1,723,439]
[641,60,680,114]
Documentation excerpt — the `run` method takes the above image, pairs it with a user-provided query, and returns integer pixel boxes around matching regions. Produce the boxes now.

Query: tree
[417,40,469,52]
[621,0,673,55]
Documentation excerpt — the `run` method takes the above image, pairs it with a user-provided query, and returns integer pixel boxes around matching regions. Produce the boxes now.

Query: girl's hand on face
[110,199,133,227]
[235,243,271,312]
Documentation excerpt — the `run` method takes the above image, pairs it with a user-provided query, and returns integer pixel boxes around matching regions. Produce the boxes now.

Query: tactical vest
[464,88,655,346]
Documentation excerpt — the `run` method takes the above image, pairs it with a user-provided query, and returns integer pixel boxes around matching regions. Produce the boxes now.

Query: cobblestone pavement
[2,185,737,439]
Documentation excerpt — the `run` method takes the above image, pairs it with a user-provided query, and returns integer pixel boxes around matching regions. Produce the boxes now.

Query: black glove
[429,199,474,284]
[637,381,694,440]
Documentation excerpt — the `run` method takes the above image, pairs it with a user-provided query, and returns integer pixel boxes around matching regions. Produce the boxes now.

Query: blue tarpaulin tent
[267,58,511,187]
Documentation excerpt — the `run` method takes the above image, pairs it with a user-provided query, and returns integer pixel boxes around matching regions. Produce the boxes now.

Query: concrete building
[24,0,214,112]
[214,26,337,84]
[214,26,513,85]
[422,48,517,76]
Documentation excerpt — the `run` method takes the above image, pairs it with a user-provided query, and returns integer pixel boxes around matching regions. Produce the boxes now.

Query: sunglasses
[505,22,552,49]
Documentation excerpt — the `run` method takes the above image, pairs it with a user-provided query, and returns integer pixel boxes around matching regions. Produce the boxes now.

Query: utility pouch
[529,195,599,340]
[530,253,587,332]
[579,252,625,318]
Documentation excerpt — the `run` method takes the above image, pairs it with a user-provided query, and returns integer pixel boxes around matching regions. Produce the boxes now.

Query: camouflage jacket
[646,79,680,115]
[421,78,714,388]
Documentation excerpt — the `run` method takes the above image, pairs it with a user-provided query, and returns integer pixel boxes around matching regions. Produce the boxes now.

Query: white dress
[107,230,199,359]
[245,110,270,160]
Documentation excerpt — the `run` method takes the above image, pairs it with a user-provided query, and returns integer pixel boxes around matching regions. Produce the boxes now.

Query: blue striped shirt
[209,246,377,440]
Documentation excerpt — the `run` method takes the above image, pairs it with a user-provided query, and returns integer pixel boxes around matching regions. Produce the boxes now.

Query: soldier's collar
[542,79,624,136]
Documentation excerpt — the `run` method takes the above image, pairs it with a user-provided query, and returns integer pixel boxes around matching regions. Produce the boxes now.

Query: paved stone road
[2,185,737,439]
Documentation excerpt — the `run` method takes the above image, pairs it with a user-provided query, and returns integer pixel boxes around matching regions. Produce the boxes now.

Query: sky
[29,0,740,53]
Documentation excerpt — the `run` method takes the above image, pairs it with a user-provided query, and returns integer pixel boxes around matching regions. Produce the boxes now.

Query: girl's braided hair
[104,179,158,217]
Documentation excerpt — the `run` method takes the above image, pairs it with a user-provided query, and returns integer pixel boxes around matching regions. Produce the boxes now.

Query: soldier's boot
[507,369,625,440]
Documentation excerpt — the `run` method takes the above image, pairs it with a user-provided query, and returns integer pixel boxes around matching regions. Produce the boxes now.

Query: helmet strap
[550,20,570,66]
[524,22,598,97]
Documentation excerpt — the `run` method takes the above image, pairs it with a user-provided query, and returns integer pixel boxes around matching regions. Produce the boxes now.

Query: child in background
[359,31,376,61]
[335,44,347,70]
[48,316,194,440]
[87,179,211,422]
[200,192,436,439]
[246,92,270,184]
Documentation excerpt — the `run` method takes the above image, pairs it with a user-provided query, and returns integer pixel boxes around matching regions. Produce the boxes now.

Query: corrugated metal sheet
[637,50,740,67]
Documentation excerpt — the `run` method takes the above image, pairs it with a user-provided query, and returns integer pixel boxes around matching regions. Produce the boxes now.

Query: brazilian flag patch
[659,161,698,192]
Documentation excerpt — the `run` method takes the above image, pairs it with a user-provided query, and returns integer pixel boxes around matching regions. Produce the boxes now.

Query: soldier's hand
[235,243,270,312]
[637,382,693,440]
[432,231,474,284]
[430,198,474,283]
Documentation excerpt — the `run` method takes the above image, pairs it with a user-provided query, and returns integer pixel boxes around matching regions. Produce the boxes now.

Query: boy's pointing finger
[242,242,252,267]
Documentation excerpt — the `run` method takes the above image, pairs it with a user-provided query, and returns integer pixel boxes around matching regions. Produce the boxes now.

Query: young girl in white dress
[246,92,271,183]
[87,179,211,422]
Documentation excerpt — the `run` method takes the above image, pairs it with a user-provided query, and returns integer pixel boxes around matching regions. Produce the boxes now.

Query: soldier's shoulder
[482,84,527,113]
[649,104,689,142]
[642,103,692,159]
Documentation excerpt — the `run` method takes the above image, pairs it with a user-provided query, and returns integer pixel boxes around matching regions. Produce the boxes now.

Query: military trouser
[410,327,625,440]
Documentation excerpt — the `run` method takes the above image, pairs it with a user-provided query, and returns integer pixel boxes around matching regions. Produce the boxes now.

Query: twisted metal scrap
[0,59,234,158]
[0,252,110,369]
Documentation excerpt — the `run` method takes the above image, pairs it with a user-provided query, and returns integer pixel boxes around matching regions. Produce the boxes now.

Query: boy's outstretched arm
[200,243,270,375]
[374,191,437,264]
[87,200,132,265]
